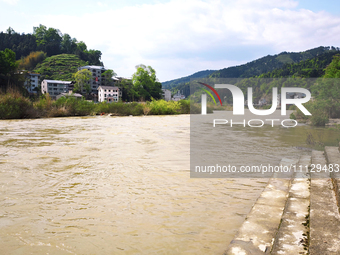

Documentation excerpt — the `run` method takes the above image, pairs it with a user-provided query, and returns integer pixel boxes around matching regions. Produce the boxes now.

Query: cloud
[96,1,108,7]
[1,0,18,5]
[38,0,340,81]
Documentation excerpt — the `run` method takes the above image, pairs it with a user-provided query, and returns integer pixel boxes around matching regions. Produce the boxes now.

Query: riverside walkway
[225,145,340,254]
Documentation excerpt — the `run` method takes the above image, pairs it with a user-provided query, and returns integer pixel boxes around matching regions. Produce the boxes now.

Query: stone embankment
[225,145,340,254]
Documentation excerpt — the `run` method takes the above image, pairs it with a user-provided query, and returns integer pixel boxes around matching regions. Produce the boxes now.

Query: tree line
[0,25,102,66]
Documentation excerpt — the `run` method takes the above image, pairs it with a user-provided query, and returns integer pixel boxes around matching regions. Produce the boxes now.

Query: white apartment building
[162,89,171,101]
[41,79,73,99]
[78,66,107,95]
[24,72,41,94]
[98,86,122,102]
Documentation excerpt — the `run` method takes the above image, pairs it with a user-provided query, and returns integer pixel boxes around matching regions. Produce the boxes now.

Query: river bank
[0,91,193,120]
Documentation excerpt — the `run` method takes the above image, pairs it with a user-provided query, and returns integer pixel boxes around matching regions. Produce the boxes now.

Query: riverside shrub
[148,99,180,115]
[54,96,95,116]
[0,92,34,119]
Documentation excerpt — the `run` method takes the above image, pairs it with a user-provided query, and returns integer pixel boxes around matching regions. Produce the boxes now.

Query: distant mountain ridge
[210,46,340,78]
[162,70,216,90]
[161,46,340,96]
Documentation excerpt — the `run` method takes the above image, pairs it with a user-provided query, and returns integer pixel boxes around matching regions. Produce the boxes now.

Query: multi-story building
[162,89,171,101]
[41,79,73,99]
[78,66,107,95]
[98,86,122,102]
[24,72,41,94]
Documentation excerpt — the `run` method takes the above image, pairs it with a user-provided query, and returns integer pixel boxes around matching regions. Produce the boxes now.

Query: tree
[101,69,117,86]
[324,54,340,78]
[33,24,48,46]
[73,69,92,97]
[0,48,18,88]
[17,51,46,71]
[76,41,87,52]
[311,55,340,118]
[312,55,340,100]
[118,79,137,102]
[61,34,77,54]
[6,27,15,35]
[87,50,102,65]
[33,24,62,56]
[132,64,162,101]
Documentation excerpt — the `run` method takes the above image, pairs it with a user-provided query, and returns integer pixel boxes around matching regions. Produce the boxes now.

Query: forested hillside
[209,46,340,78]
[0,25,103,66]
[163,46,340,98]
[258,51,339,78]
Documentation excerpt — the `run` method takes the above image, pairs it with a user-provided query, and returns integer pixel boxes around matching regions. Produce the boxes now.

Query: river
[0,114,339,254]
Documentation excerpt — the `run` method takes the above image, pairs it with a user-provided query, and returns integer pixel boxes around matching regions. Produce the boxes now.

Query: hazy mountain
[162,70,216,90]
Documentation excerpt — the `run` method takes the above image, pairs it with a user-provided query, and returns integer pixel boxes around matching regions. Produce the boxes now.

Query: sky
[1,0,340,82]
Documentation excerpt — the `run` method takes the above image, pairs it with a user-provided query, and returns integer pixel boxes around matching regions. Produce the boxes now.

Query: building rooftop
[28,72,41,76]
[58,92,83,98]
[98,86,120,90]
[79,65,106,70]
[44,80,73,84]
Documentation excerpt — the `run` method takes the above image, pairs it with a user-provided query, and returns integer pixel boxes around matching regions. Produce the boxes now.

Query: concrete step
[309,149,340,254]
[271,155,311,255]
[224,158,297,255]
[325,146,340,209]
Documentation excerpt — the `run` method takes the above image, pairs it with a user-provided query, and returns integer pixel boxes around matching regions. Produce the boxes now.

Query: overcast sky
[1,0,340,82]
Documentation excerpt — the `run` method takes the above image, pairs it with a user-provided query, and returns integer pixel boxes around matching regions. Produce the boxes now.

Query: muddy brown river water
[0,114,339,254]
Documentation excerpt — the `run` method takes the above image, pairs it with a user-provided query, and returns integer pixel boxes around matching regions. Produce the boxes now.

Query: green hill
[209,46,340,78]
[162,70,216,90]
[34,54,87,81]
[258,51,340,78]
